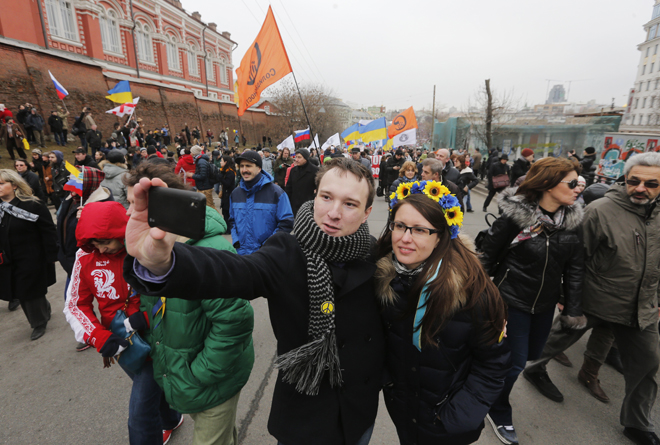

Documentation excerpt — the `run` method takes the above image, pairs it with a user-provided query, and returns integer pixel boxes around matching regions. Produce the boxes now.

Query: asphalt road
[1,183,657,445]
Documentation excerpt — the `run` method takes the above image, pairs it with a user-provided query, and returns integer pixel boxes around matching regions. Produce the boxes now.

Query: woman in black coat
[479,157,586,444]
[15,158,46,202]
[455,155,479,213]
[376,189,509,445]
[0,169,57,340]
[218,155,237,230]
[285,149,319,216]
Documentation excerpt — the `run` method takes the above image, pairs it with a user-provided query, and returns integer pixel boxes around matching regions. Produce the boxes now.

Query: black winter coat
[487,162,510,191]
[385,156,406,185]
[19,170,45,202]
[192,154,214,191]
[125,232,385,445]
[510,158,530,185]
[285,162,319,216]
[48,115,63,133]
[480,189,585,316]
[0,198,57,302]
[26,113,45,131]
[85,129,103,150]
[74,155,99,170]
[442,162,461,185]
[50,161,69,194]
[376,258,510,445]
[456,168,479,192]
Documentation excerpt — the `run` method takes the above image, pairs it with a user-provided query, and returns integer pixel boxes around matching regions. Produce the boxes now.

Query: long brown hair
[516,157,581,202]
[376,194,506,347]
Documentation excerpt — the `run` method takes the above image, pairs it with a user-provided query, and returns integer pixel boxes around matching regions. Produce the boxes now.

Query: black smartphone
[148,187,206,240]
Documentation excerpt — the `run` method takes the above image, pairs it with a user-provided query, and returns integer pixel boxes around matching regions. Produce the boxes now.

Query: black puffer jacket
[192,154,215,191]
[376,257,510,445]
[480,189,584,317]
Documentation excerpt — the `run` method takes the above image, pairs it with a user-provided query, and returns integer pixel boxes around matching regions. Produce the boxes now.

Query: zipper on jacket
[531,235,550,314]
[497,269,510,288]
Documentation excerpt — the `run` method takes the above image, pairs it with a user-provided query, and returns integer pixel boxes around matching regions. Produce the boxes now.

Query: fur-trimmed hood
[497,187,584,230]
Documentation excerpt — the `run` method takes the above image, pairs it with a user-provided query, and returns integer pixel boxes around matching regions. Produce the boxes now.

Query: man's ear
[362,205,373,223]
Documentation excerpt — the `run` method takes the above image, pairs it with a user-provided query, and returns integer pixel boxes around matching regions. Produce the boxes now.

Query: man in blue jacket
[230,150,293,255]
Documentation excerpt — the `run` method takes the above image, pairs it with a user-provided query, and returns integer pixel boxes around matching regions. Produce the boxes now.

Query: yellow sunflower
[444,206,464,226]
[396,182,414,200]
[423,181,450,202]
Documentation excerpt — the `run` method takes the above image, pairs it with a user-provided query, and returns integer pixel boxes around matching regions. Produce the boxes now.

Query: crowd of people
[1,101,659,445]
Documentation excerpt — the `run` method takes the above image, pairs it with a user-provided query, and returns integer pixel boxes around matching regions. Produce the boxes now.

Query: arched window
[136,23,153,62]
[166,35,180,70]
[45,0,77,41]
[100,8,122,54]
[188,45,199,76]
[206,51,215,81]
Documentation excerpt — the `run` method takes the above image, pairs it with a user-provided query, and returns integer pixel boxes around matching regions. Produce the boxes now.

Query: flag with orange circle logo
[236,6,292,116]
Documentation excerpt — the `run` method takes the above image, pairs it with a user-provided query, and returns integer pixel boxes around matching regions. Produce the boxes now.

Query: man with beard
[524,152,660,445]
[229,150,293,255]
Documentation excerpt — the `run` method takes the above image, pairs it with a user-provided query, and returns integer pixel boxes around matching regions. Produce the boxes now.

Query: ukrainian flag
[341,123,359,145]
[359,118,387,143]
[105,80,133,104]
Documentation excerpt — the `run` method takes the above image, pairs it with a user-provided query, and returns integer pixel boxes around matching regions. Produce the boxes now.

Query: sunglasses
[626,178,660,189]
[560,179,581,189]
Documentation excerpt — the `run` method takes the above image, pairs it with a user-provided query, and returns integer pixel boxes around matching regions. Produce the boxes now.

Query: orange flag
[388,106,418,139]
[236,6,292,116]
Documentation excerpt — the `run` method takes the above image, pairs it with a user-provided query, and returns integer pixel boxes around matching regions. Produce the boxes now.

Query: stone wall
[0,42,277,146]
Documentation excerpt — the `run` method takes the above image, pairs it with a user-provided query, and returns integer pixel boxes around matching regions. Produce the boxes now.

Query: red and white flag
[106,97,140,117]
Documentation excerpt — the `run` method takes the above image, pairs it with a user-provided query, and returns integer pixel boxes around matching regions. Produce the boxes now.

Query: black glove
[100,334,129,358]
[127,312,149,332]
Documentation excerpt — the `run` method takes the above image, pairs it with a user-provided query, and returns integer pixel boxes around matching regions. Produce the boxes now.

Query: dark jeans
[527,313,660,431]
[121,361,182,445]
[53,131,65,146]
[484,188,499,209]
[464,189,472,211]
[7,138,27,159]
[489,306,555,426]
[79,135,88,152]
[277,423,374,445]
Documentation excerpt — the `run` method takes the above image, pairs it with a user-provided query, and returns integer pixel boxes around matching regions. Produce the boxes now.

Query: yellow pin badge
[321,301,334,315]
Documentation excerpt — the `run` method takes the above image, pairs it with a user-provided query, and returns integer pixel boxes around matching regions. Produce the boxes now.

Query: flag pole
[61,99,69,114]
[291,71,314,149]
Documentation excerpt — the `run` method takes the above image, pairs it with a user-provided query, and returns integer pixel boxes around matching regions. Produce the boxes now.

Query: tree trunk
[485,79,493,150]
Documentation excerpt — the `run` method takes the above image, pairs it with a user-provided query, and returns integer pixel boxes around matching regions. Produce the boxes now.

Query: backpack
[71,117,85,136]
[208,161,222,184]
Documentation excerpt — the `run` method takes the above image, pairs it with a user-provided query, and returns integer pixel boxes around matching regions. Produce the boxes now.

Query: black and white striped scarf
[0,201,39,223]
[275,200,372,395]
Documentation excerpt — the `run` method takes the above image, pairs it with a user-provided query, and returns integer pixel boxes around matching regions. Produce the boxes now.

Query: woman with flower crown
[376,180,510,445]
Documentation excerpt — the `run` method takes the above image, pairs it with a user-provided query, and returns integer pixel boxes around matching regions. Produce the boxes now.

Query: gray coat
[100,163,128,209]
[582,184,660,329]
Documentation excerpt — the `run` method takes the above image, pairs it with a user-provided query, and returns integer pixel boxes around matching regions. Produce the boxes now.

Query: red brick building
[0,0,277,144]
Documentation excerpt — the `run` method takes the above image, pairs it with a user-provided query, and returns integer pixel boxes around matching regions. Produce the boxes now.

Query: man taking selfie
[123,158,384,445]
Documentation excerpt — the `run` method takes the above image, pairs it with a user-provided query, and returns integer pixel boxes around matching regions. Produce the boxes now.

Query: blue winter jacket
[229,171,294,255]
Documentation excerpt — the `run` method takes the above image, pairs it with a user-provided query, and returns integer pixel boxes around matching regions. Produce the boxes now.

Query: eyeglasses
[626,178,660,189]
[389,221,438,237]
[560,179,579,189]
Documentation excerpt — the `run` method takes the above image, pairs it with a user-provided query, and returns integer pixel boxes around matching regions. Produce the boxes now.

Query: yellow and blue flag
[63,161,83,196]
[105,81,133,104]
[359,117,387,144]
[341,123,359,145]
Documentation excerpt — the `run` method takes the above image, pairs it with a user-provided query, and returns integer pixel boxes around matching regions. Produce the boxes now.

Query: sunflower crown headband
[389,180,463,239]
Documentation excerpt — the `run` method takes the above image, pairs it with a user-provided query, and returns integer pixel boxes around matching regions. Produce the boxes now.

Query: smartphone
[148,187,206,240]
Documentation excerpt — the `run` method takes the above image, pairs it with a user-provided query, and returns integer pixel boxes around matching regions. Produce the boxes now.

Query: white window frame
[45,0,78,42]
[219,58,228,84]
[188,48,199,77]
[205,53,215,81]
[208,92,218,99]
[643,98,647,108]
[643,65,647,75]
[136,23,153,63]
[100,9,122,55]
[166,35,180,71]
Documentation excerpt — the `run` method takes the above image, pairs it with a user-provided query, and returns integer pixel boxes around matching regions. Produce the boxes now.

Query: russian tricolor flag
[63,161,83,196]
[48,71,69,100]
[294,128,311,143]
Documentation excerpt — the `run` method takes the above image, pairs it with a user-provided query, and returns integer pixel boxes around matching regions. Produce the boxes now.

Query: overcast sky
[184,0,653,112]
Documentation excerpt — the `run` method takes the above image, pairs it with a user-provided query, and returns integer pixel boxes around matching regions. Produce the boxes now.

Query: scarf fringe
[275,331,343,396]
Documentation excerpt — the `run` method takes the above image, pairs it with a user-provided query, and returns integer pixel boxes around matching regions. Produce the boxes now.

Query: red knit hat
[521,148,534,157]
